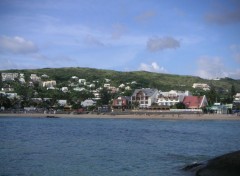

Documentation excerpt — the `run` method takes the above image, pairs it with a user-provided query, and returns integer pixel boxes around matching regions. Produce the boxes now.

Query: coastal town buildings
[0,72,238,114]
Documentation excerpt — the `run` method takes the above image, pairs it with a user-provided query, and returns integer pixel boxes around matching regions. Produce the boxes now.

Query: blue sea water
[0,117,240,176]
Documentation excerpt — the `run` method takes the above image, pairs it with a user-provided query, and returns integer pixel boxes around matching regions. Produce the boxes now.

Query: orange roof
[183,96,205,109]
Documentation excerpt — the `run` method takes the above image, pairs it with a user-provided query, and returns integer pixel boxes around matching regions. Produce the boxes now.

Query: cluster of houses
[111,88,208,110]
[1,72,240,114]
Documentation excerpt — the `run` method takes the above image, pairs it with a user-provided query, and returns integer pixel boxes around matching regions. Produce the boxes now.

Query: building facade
[157,90,191,107]
[131,88,158,108]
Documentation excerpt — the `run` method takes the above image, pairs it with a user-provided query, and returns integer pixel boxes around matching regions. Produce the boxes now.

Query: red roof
[183,96,205,109]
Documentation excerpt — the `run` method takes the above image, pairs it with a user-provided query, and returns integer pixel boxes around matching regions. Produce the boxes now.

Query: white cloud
[195,56,240,79]
[147,36,180,52]
[139,62,167,73]
[0,36,38,54]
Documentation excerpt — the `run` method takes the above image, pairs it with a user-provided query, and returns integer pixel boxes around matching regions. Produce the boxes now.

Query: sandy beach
[0,112,239,120]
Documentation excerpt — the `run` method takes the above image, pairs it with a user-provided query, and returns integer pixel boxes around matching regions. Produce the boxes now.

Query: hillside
[1,67,240,92]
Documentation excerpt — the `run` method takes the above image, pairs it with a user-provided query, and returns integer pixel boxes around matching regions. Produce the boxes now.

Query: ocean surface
[0,117,240,176]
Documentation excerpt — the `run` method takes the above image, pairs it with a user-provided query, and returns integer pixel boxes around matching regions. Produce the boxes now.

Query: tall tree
[97,88,111,106]
[207,85,218,106]
[231,84,236,101]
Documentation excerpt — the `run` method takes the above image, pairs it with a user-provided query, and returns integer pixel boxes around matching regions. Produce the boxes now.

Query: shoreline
[0,113,239,120]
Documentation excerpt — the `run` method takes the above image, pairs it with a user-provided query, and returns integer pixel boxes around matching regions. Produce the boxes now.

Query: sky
[0,0,240,79]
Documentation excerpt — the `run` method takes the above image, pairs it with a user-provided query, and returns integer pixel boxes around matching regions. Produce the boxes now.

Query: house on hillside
[42,80,56,89]
[234,93,240,101]
[182,95,208,109]
[1,73,18,81]
[131,88,158,108]
[112,96,131,110]
[30,74,41,82]
[192,83,210,91]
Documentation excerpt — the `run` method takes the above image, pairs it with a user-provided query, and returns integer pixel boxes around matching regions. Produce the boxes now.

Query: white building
[61,87,68,93]
[58,100,67,106]
[105,78,111,83]
[79,79,86,84]
[71,76,78,80]
[81,99,96,107]
[89,84,95,88]
[104,84,111,89]
[42,80,56,88]
[19,73,25,83]
[73,87,86,92]
[1,73,19,81]
[234,93,240,101]
[119,84,125,88]
[30,74,41,82]
[125,86,131,90]
[192,83,210,91]
[157,90,191,107]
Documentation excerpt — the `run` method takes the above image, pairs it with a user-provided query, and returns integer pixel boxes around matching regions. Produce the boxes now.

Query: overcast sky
[0,0,240,79]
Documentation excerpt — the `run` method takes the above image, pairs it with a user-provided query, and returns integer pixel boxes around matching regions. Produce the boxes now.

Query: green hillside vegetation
[2,67,239,92]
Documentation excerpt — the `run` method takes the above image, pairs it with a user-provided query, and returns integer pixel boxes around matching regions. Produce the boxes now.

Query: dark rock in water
[46,115,59,118]
[183,150,240,176]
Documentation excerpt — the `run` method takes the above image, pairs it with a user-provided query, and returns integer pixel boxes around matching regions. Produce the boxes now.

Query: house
[1,87,14,92]
[42,80,56,88]
[182,95,208,109]
[61,87,68,93]
[131,88,158,108]
[192,83,210,91]
[157,90,191,107]
[19,73,25,83]
[234,93,240,101]
[210,103,229,114]
[73,87,86,92]
[79,79,86,84]
[41,74,49,79]
[30,74,41,82]
[58,100,67,106]
[71,76,78,80]
[81,99,96,107]
[88,84,95,88]
[119,84,125,88]
[1,73,19,81]
[92,90,101,100]
[5,93,18,99]
[104,84,111,89]
[112,96,131,110]
[125,86,131,90]
[105,78,111,83]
